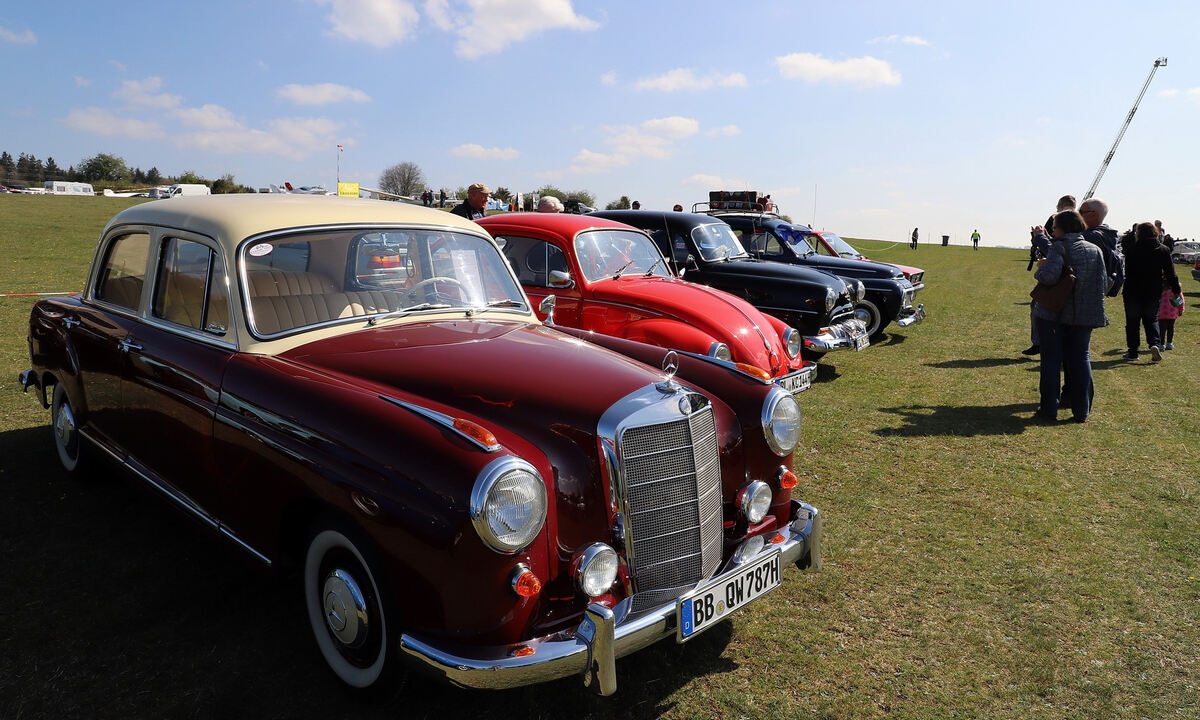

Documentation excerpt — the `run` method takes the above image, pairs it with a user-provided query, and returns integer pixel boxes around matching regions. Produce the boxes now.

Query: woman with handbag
[1031,209,1109,423]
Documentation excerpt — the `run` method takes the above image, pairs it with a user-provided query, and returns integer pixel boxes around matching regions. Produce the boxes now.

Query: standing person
[910,228,918,249]
[450,183,490,221]
[1031,209,1108,423]
[1158,281,1185,350]
[439,188,447,208]
[1121,222,1178,361]
[1023,195,1076,354]
[971,229,980,250]
[536,196,563,213]
[631,200,641,210]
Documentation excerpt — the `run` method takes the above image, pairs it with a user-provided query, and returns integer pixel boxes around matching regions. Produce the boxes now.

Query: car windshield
[241,227,527,337]
[691,223,749,262]
[819,232,862,258]
[574,229,672,282]
[774,225,817,256]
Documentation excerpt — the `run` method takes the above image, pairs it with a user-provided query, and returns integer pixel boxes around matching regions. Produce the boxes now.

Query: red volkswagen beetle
[479,213,814,396]
[20,195,821,696]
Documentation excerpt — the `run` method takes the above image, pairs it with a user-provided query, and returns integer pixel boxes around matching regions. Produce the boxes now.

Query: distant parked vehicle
[165,183,211,198]
[44,181,95,196]
[1169,241,1200,264]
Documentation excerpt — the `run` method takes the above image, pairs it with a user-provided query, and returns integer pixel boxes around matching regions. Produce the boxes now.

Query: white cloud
[109,60,127,73]
[867,35,930,46]
[114,77,183,109]
[0,25,36,44]
[568,149,628,174]
[600,71,617,86]
[177,117,342,161]
[277,83,371,105]
[1159,88,1180,98]
[450,143,520,160]
[634,68,747,92]
[174,104,242,130]
[434,0,599,59]
[641,116,699,139]
[319,0,420,48]
[705,124,741,137]
[776,53,901,87]
[74,76,91,87]
[684,174,747,189]
[63,108,165,139]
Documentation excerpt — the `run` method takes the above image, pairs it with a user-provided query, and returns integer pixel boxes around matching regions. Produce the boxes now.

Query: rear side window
[152,238,230,336]
[95,233,151,310]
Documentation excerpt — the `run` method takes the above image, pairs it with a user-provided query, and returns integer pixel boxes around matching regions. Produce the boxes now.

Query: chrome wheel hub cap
[322,569,369,647]
[55,403,76,446]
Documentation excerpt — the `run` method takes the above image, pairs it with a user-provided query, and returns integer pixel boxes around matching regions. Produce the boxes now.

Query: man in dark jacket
[1121,222,1179,361]
[1079,197,1123,296]
[450,183,489,221]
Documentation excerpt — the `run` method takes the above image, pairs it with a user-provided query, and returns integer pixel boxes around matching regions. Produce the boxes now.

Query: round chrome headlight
[470,457,547,553]
[573,543,619,597]
[855,280,866,302]
[824,287,836,312]
[782,328,801,359]
[708,342,732,362]
[737,481,773,524]
[762,387,802,456]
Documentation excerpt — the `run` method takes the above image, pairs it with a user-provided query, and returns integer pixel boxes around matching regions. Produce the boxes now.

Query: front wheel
[304,521,402,692]
[852,300,885,340]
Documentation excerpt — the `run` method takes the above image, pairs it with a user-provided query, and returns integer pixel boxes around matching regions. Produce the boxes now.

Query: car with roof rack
[478,213,815,396]
[590,209,869,358]
[19,194,821,697]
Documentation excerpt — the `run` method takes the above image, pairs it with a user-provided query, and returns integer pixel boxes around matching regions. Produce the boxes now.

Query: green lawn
[0,195,1196,719]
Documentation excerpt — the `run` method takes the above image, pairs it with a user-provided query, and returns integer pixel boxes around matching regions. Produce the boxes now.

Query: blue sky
[2,1,1196,247]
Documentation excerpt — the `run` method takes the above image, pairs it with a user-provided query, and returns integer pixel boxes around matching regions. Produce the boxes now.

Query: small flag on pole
[337,144,344,151]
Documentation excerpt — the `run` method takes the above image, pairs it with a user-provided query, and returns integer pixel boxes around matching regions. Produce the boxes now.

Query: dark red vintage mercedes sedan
[19,195,821,696]
[478,213,814,397]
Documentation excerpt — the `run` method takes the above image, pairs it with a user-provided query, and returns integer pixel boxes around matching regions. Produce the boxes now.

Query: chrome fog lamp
[824,287,836,312]
[572,543,618,597]
[470,457,547,553]
[854,280,866,302]
[782,328,801,359]
[732,534,766,564]
[708,342,732,362]
[762,387,802,456]
[737,481,773,524]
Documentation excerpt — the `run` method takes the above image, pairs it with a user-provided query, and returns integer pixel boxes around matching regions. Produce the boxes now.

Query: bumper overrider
[400,500,822,695]
[896,302,926,328]
[802,317,869,353]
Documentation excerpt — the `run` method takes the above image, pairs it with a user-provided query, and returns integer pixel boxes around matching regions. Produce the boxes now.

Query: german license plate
[854,334,870,351]
[777,370,811,395]
[677,549,781,642]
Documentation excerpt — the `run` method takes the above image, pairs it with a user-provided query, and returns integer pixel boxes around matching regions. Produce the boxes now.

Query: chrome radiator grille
[619,404,723,606]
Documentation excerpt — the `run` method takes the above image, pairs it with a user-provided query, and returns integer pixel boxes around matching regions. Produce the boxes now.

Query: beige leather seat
[247,270,406,335]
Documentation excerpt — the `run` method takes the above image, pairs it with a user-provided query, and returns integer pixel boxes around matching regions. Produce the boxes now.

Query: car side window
[499,235,567,287]
[152,237,230,336]
[95,232,151,310]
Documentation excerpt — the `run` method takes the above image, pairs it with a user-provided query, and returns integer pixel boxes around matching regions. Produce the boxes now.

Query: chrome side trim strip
[379,395,502,452]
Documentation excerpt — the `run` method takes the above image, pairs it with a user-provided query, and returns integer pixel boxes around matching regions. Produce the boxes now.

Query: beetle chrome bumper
[399,500,821,695]
[803,317,869,353]
[896,303,926,328]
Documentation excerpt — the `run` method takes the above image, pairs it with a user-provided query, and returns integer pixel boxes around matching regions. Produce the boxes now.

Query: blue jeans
[1036,317,1094,420]
[1123,294,1161,354]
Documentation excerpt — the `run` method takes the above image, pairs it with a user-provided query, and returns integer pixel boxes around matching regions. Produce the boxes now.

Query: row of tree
[376,161,627,210]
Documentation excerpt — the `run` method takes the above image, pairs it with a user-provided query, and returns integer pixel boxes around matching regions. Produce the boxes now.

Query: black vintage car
[590,210,869,358]
[711,211,925,340]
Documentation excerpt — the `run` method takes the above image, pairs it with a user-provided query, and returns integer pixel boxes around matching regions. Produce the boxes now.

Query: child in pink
[1158,283,1185,350]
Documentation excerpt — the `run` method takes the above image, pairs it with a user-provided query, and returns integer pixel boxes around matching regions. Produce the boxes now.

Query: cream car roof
[98,194,536,356]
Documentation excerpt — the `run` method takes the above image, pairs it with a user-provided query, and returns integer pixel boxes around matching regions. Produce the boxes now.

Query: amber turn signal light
[735,363,772,382]
[778,467,798,489]
[511,565,543,598]
[453,417,499,449]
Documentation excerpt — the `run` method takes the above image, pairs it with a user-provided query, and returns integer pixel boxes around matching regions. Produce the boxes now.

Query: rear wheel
[304,520,402,692]
[51,383,85,473]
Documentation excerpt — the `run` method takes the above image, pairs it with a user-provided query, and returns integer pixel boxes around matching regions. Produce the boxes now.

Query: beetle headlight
[762,387,802,456]
[572,543,618,597]
[470,457,547,553]
[855,280,866,302]
[782,328,801,359]
[824,287,836,312]
[708,342,732,362]
[737,481,773,524]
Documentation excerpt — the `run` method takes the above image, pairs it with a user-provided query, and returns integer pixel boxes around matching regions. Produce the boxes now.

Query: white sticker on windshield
[248,243,274,257]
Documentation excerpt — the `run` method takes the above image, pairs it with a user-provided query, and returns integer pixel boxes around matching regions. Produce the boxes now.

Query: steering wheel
[408,276,465,301]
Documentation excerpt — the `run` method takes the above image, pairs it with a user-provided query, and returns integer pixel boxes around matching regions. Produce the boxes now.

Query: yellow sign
[337,182,360,198]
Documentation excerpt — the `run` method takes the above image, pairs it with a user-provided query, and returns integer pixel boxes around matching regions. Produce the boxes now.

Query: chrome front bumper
[399,500,821,696]
[803,317,869,353]
[896,303,926,328]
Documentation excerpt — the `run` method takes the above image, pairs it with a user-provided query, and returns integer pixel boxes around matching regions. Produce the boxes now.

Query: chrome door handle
[118,338,143,353]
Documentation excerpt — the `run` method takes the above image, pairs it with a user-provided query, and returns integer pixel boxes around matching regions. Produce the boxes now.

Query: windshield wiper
[644,257,664,276]
[368,303,452,325]
[611,259,635,278]
[465,299,526,316]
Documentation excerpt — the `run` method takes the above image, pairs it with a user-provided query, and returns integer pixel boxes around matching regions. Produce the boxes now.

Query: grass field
[0,195,1196,719]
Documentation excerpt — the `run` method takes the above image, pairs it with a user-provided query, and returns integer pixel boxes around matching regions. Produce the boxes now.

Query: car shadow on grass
[926,357,1030,370]
[0,425,737,720]
[872,402,1040,437]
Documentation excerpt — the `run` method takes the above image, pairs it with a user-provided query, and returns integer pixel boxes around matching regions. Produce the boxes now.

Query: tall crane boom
[1083,57,1167,200]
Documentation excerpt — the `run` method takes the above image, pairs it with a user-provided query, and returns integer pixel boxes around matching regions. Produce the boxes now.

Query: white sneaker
[1165,342,1174,350]
[1150,345,1162,362]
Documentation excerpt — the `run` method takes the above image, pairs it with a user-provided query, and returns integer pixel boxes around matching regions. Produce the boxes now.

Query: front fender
[621,317,719,357]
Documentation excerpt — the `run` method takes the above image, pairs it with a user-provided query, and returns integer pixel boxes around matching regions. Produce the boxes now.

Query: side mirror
[684,255,699,273]
[548,270,573,289]
[538,295,557,324]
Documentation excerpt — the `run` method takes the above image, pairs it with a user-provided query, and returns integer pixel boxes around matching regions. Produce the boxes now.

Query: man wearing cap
[451,183,489,221]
